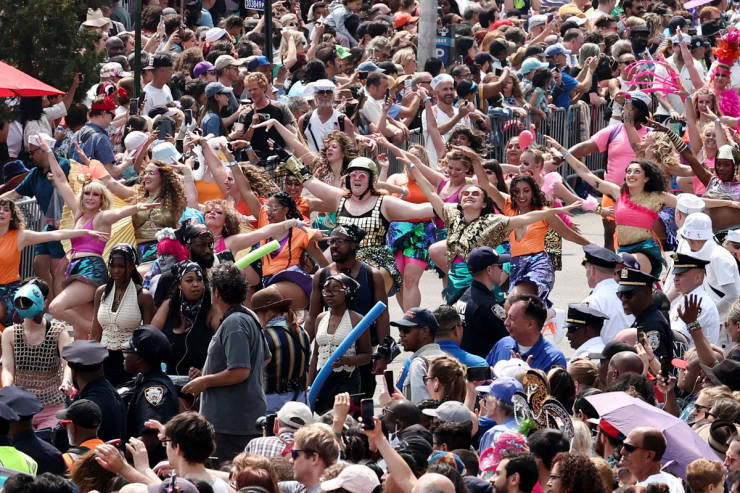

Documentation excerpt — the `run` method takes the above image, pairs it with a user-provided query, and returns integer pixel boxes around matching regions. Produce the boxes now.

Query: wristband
[686,321,701,332]
[595,205,602,215]
[561,150,570,159]
[224,161,238,168]
[408,162,416,170]
[244,147,253,153]
[714,118,721,124]
[422,97,431,104]
[45,149,53,155]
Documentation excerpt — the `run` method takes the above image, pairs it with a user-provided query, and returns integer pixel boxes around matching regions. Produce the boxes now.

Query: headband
[332,224,366,243]
[173,260,203,281]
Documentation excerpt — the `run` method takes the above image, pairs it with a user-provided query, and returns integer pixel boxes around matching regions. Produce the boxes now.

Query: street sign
[436,26,455,64]
[244,0,265,11]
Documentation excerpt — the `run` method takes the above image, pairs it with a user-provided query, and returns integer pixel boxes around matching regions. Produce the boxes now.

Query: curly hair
[551,453,606,493]
[241,163,280,197]
[408,144,432,167]
[509,174,547,211]
[314,131,358,181]
[638,133,679,189]
[135,161,186,219]
[0,199,25,230]
[620,161,667,194]
[203,199,241,238]
[174,47,205,77]
[448,128,485,154]
[210,262,247,304]
[270,192,304,220]
[428,355,466,403]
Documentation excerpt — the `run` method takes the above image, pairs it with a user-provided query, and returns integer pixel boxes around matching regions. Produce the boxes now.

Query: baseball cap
[56,399,102,428]
[27,133,56,149]
[390,308,439,332]
[668,16,688,32]
[467,246,511,274]
[100,62,128,78]
[248,55,272,71]
[276,401,314,429]
[716,144,739,162]
[689,35,706,50]
[529,14,548,28]
[124,131,148,158]
[557,3,586,17]
[394,12,419,28]
[193,61,215,78]
[475,377,523,406]
[122,325,172,364]
[321,465,380,493]
[421,400,472,422]
[214,55,246,71]
[676,193,705,214]
[678,212,713,241]
[492,359,530,378]
[151,141,182,164]
[520,57,548,75]
[357,61,384,72]
[146,54,173,70]
[545,43,572,57]
[728,229,740,243]
[205,81,234,99]
[204,27,229,43]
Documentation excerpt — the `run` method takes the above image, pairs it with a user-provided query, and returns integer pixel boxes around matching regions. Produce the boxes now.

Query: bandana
[173,260,205,329]
[324,273,360,298]
[174,260,203,282]
[430,73,454,90]
[332,224,366,244]
[91,95,117,111]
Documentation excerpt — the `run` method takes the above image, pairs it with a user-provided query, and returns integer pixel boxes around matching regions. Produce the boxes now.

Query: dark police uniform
[0,387,64,475]
[0,401,37,475]
[122,326,178,440]
[61,340,127,442]
[617,268,674,364]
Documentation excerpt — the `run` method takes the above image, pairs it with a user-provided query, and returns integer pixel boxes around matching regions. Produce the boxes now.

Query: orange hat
[394,12,419,28]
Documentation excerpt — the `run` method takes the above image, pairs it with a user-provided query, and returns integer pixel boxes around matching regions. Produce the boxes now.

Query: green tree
[0,0,108,102]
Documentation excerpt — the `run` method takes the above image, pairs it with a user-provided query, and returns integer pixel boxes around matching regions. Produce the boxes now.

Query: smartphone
[384,370,394,393]
[349,392,364,413]
[184,108,193,126]
[385,88,391,101]
[467,366,492,381]
[129,98,139,116]
[265,413,277,436]
[359,71,369,81]
[361,398,375,430]
[156,118,174,140]
[457,55,464,65]
[78,72,85,82]
[494,67,503,76]
[258,113,272,123]
[637,329,646,344]
[546,12,553,21]
[404,78,412,91]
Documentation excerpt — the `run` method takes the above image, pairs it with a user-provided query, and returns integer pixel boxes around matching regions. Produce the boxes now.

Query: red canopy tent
[0,61,65,97]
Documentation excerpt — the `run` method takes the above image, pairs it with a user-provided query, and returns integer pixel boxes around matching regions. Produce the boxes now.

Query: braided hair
[269,192,304,268]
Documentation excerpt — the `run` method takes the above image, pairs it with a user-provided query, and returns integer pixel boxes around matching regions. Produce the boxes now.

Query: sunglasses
[620,442,647,453]
[316,89,334,95]
[290,449,314,459]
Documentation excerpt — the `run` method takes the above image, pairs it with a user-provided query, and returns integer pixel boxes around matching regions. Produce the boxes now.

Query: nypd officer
[564,303,608,360]
[62,340,127,442]
[617,267,674,363]
[0,400,37,475]
[581,244,635,344]
[122,325,178,456]
[0,387,64,475]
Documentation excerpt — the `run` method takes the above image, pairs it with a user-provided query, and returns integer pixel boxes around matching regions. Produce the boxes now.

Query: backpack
[301,110,347,151]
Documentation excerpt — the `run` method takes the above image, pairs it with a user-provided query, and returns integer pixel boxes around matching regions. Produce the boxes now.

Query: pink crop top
[70,216,106,256]
[434,180,464,228]
[614,191,658,230]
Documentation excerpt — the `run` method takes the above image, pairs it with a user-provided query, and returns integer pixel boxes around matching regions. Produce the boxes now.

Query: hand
[634,341,652,375]
[450,144,481,162]
[656,374,677,395]
[73,73,84,87]
[152,460,174,478]
[332,356,352,367]
[669,111,683,122]
[94,444,127,474]
[182,375,208,395]
[372,355,388,374]
[600,205,614,218]
[361,417,384,441]
[677,294,701,324]
[252,119,276,130]
[332,392,351,424]
[188,367,202,379]
[509,350,534,365]
[314,22,325,39]
[126,437,150,472]
[137,202,162,211]
[543,135,564,152]
[645,118,669,133]
[555,200,583,216]
[86,231,110,243]
[377,153,390,169]
[59,380,74,396]
[459,102,473,117]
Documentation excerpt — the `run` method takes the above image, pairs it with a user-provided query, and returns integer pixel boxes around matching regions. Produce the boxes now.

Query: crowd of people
[0,0,740,492]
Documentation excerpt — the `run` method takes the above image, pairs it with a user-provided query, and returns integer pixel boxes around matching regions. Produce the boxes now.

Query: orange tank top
[195,181,225,203]
[504,198,548,257]
[0,230,21,285]
[398,178,433,222]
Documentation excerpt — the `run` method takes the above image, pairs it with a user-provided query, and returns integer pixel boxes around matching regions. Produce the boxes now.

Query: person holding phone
[308,274,371,414]
[201,82,232,137]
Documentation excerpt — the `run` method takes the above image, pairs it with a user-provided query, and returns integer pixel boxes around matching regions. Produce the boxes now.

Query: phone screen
[467,366,491,381]
[129,98,139,116]
[184,109,193,125]
[361,398,375,430]
[384,370,394,393]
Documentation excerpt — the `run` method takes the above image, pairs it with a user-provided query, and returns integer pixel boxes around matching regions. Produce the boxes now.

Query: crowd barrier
[14,103,612,279]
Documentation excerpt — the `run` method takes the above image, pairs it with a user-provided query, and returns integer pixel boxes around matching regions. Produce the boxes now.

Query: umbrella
[0,61,65,98]
[586,391,718,480]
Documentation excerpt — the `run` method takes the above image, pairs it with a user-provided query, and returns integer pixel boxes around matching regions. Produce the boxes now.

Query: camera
[372,335,401,364]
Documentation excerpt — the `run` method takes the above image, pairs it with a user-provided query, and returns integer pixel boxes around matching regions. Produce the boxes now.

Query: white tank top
[305,109,341,153]
[97,280,143,350]
[315,309,356,372]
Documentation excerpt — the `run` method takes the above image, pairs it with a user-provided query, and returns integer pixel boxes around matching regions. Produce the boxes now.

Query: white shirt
[421,104,470,167]
[582,277,635,343]
[669,285,720,345]
[304,108,342,152]
[142,82,173,116]
[572,336,605,360]
[674,239,740,318]
[636,472,685,493]
[22,101,67,149]
[360,92,383,128]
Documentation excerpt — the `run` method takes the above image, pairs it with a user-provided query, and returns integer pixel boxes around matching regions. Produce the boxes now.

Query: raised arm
[230,162,262,217]
[37,133,79,217]
[251,116,317,165]
[545,136,621,200]
[460,145,508,211]
[508,201,583,230]
[404,157,446,218]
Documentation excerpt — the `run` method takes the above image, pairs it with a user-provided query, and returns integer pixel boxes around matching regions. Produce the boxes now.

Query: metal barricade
[16,198,43,280]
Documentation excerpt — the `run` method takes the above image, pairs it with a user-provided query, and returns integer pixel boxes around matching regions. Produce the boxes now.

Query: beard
[191,250,215,270]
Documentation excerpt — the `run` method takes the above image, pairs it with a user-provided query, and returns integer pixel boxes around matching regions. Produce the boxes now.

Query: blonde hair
[294,424,340,467]
[686,459,724,493]
[78,179,112,212]
[568,359,599,388]
[392,48,416,68]
[570,419,594,455]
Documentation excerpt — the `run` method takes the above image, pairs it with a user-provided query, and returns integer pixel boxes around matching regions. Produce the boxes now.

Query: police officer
[581,244,635,344]
[0,387,64,475]
[617,267,674,364]
[121,325,178,456]
[455,246,510,358]
[62,340,127,442]
[564,303,608,361]
[0,400,37,475]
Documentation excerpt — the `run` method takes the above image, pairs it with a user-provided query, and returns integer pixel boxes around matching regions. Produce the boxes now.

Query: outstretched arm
[508,202,583,230]
[546,136,620,200]
[18,228,109,250]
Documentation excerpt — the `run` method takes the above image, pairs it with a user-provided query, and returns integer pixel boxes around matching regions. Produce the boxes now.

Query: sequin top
[442,204,511,263]
[132,196,177,242]
[12,321,66,407]
[335,195,390,248]
[615,191,663,246]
